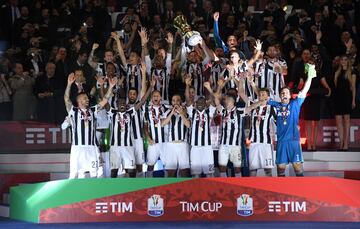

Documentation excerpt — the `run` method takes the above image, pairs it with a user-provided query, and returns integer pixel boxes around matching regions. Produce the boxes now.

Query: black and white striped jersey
[218,106,245,146]
[125,64,143,95]
[223,62,254,100]
[248,103,277,144]
[68,105,99,146]
[143,104,170,144]
[183,57,210,97]
[163,109,189,142]
[108,107,135,147]
[210,58,227,90]
[187,105,216,146]
[254,58,286,101]
[145,54,171,102]
[128,102,143,140]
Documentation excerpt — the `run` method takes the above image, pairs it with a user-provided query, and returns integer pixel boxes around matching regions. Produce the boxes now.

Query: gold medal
[155,123,159,128]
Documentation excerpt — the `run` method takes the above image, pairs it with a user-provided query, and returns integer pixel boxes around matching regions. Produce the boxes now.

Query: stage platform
[8,177,360,224]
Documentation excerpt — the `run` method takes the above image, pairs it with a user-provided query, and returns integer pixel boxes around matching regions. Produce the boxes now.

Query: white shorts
[134,138,145,165]
[190,146,214,175]
[218,145,242,167]
[69,145,101,179]
[249,143,275,170]
[110,146,136,170]
[164,142,190,170]
[147,143,165,166]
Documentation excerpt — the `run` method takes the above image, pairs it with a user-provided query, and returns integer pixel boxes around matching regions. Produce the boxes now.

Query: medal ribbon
[151,105,160,125]
[256,105,267,122]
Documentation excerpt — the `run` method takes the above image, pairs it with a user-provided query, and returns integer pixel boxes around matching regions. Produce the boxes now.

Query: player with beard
[213,90,245,177]
[161,94,191,177]
[267,63,317,177]
[139,27,173,104]
[143,90,170,177]
[239,85,277,177]
[210,48,228,91]
[254,45,287,102]
[64,73,118,179]
[222,41,262,97]
[108,76,154,178]
[183,40,212,97]
[113,32,143,95]
[213,12,241,55]
[187,96,216,177]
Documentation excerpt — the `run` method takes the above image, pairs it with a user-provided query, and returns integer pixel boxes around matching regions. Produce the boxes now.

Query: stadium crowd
[0,0,359,177]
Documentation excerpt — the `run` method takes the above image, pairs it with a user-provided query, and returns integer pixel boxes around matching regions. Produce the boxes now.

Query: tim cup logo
[237,194,253,216]
[147,194,164,217]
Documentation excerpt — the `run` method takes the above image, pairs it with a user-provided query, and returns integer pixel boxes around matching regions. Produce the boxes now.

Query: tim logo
[268,201,306,213]
[237,194,253,216]
[147,194,164,217]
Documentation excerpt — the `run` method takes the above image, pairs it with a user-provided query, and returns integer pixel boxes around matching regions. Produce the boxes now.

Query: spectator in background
[332,55,356,151]
[9,63,37,120]
[0,0,20,45]
[69,50,96,88]
[34,62,58,123]
[0,73,12,120]
[301,30,332,151]
[70,69,95,106]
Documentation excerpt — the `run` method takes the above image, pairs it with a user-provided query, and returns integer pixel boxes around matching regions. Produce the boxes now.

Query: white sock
[193,174,200,178]
[249,170,257,177]
[235,173,241,177]
[220,172,227,177]
[136,172,144,178]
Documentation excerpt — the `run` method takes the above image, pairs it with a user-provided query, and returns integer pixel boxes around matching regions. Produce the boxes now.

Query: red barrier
[35,178,360,223]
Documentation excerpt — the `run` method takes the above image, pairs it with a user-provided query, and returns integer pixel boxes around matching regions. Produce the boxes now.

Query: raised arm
[135,76,156,111]
[298,63,316,98]
[247,40,263,67]
[98,77,118,108]
[64,73,76,113]
[124,22,138,51]
[111,32,127,67]
[88,43,99,69]
[184,75,193,106]
[200,39,214,62]
[139,27,151,72]
[351,73,357,109]
[96,75,105,99]
[165,32,173,55]
[237,77,249,104]
[213,12,228,54]
[139,61,147,98]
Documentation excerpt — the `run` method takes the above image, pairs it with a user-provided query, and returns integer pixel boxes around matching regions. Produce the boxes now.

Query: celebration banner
[10,178,360,223]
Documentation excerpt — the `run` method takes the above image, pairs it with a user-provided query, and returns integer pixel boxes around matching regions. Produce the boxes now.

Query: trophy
[173,15,203,47]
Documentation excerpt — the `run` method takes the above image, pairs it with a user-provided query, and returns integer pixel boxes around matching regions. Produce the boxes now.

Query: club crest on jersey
[237,194,254,216]
[147,194,164,217]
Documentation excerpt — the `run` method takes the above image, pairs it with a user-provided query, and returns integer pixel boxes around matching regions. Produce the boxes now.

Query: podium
[10,177,360,223]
